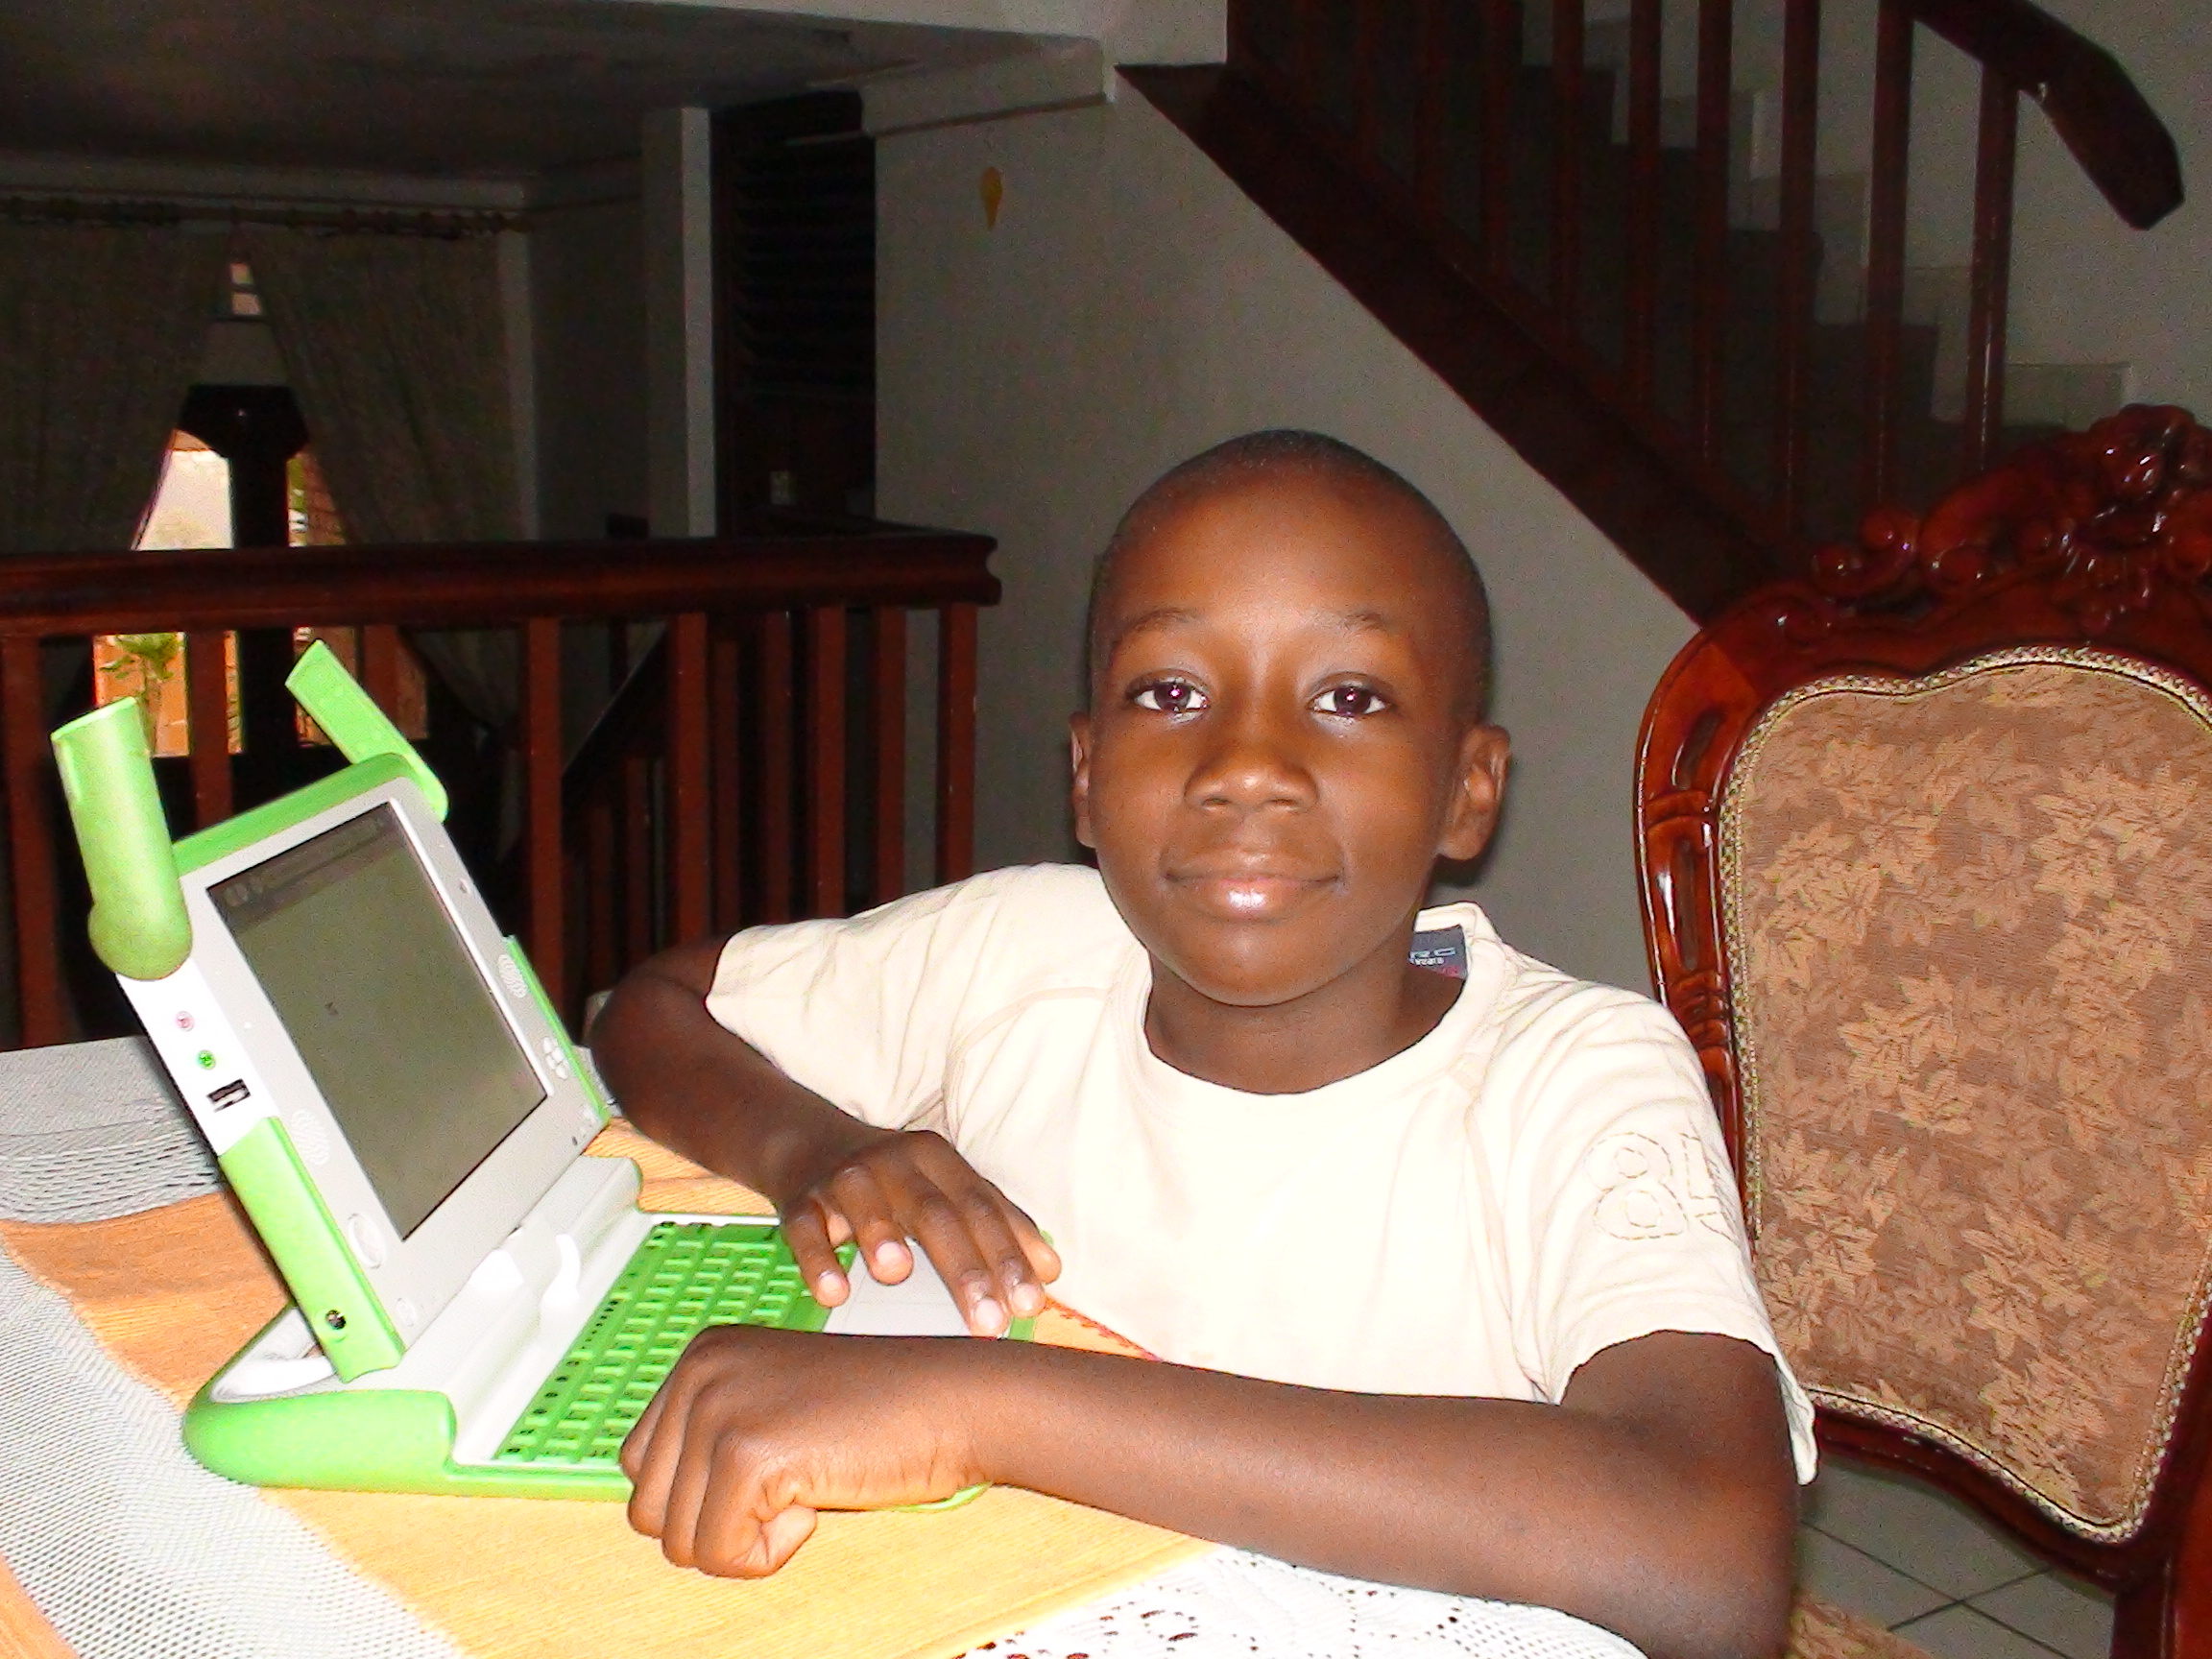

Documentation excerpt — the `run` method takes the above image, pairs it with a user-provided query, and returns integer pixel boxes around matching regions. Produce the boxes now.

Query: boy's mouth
[1166,863,1334,920]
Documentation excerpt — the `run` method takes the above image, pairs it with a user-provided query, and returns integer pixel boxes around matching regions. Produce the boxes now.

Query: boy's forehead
[1105,470,1452,615]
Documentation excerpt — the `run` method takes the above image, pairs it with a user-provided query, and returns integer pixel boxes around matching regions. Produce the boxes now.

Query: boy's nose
[1186,709,1317,811]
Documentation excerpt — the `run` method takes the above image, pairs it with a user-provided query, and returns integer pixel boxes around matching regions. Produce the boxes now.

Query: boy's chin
[1149,926,1375,1013]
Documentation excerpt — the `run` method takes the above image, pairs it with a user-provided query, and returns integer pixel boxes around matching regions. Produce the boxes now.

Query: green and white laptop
[51,644,1025,1502]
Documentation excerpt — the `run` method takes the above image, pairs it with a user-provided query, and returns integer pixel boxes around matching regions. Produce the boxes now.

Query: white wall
[2000,0,2211,417]
[531,198,650,541]
[878,91,1694,993]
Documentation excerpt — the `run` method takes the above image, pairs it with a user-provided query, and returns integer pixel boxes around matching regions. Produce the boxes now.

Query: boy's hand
[621,1325,982,1576]
[777,1127,1061,1337]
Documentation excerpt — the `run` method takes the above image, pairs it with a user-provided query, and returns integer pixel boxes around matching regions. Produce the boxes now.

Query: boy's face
[1071,470,1510,1011]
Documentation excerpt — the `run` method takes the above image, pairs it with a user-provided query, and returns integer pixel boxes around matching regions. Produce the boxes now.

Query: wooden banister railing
[1211,0,2181,595]
[0,518,997,1047]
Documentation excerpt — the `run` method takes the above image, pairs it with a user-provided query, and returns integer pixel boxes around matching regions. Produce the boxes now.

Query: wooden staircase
[1126,0,2181,621]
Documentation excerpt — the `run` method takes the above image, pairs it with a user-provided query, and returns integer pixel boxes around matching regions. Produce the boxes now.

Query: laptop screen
[212,805,547,1238]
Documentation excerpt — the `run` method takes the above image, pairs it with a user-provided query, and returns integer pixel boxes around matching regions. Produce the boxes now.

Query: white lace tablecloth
[990,1547,1644,1659]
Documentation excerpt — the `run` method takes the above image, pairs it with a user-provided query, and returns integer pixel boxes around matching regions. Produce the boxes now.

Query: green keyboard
[494,1220,852,1468]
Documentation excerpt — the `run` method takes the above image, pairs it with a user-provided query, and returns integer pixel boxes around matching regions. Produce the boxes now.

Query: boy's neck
[1142,941,1463,1095]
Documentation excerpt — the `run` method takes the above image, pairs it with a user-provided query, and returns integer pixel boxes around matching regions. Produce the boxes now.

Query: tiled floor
[1800,1459,2113,1659]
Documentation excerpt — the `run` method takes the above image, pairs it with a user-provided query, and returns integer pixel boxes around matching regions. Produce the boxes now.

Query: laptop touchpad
[823,1251,974,1338]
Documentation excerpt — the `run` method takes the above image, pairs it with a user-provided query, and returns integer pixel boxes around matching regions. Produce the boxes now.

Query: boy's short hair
[1084,430,1494,719]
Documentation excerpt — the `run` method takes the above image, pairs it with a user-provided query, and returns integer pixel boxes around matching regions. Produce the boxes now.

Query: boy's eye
[1311,685,1389,718]
[1130,679,1209,714]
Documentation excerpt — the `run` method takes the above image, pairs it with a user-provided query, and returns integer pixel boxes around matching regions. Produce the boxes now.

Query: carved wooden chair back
[1635,407,2212,1659]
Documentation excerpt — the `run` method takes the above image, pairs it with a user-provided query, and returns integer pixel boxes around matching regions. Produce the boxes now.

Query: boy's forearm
[590,941,886,1206]
[953,1334,1794,1659]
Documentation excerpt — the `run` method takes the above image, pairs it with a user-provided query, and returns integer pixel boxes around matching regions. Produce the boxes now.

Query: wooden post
[1690,0,1734,459]
[1861,0,1913,514]
[872,607,907,906]
[361,624,402,715]
[709,625,743,932]
[185,631,233,829]
[1412,0,1445,220]
[934,603,979,887]
[1479,0,1516,276]
[521,617,565,1018]
[805,607,849,918]
[667,612,710,943]
[757,611,796,923]
[1625,0,1663,399]
[1551,0,1587,329]
[1773,0,1821,540]
[3,637,64,1046]
[1963,69,2019,477]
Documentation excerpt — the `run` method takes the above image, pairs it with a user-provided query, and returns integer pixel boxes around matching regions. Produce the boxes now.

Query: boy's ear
[1070,712,1097,850]
[1438,723,1511,862]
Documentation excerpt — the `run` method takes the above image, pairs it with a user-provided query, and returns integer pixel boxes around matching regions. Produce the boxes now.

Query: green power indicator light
[196,1049,217,1070]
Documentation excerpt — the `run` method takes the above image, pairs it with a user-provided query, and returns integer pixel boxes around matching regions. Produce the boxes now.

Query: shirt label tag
[1408,926,1467,979]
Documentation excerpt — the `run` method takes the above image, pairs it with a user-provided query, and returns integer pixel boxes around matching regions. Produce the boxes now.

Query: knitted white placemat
[0,1238,461,1659]
[0,1036,220,1222]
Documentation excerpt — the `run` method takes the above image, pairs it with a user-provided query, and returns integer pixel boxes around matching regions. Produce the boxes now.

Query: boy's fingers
[694,1466,817,1578]
[623,1374,694,1538]
[620,1386,670,1482]
[824,1164,915,1286]
[754,1504,821,1576]
[778,1202,850,1307]
[657,1430,720,1569]
[874,1169,1018,1335]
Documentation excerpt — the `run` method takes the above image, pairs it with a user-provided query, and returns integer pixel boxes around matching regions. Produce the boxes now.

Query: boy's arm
[589,940,1059,1336]
[621,1321,1797,1659]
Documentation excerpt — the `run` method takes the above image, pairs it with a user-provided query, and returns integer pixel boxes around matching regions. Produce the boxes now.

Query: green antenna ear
[286,640,447,821]
[52,699,192,981]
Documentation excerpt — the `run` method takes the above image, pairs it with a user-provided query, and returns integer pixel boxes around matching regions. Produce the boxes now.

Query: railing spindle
[1773,0,1821,538]
[185,630,232,829]
[2,637,63,1046]
[1963,67,2019,476]
[934,603,979,887]
[1479,0,1516,276]
[1412,0,1446,218]
[584,793,618,1011]
[1691,0,1734,456]
[1625,0,1663,397]
[666,611,710,943]
[1861,0,1914,514]
[805,607,848,918]
[1352,0,1382,158]
[1292,0,1322,90]
[1551,0,1586,328]
[872,607,907,906]
[621,755,654,967]
[757,610,796,924]
[361,624,401,715]
[521,617,564,1013]
[709,626,743,932]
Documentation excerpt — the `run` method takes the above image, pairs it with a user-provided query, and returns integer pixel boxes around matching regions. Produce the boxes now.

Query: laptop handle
[51,639,446,982]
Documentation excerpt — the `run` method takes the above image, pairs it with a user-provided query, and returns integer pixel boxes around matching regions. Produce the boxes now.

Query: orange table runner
[0,1122,1208,1659]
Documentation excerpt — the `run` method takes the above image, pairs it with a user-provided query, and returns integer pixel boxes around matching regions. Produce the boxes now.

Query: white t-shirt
[708,863,1816,1479]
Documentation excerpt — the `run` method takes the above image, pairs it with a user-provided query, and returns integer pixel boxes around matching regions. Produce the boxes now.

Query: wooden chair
[1635,405,2212,1659]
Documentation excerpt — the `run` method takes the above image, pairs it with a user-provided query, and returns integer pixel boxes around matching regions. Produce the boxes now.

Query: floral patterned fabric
[1787,1592,1930,1659]
[1721,648,2212,1539]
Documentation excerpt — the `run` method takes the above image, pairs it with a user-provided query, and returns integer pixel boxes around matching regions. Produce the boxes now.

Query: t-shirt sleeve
[1493,986,1819,1482]
[701,871,1017,1133]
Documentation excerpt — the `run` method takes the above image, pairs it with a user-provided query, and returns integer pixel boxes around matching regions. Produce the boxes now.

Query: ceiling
[0,0,1035,181]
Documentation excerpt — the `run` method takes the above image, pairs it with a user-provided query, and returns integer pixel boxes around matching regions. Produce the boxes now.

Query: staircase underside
[1125,62,1780,623]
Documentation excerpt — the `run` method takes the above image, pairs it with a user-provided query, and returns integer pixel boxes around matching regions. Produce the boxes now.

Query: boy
[592,432,1813,1659]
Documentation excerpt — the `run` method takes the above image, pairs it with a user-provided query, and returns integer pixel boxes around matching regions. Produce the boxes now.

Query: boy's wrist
[757,1116,893,1213]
